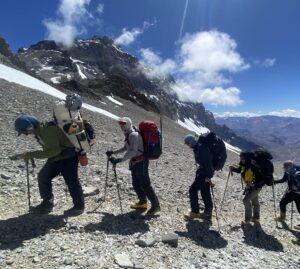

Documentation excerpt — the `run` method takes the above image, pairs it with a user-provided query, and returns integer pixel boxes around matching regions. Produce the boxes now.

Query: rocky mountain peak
[0,36,13,57]
[13,36,258,151]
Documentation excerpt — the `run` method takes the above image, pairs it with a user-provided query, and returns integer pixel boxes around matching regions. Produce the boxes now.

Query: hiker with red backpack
[274,160,300,230]
[106,117,161,216]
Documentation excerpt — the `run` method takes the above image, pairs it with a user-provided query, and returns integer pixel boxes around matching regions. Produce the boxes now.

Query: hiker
[274,160,300,230]
[106,117,160,216]
[11,114,85,216]
[183,134,214,221]
[229,152,261,225]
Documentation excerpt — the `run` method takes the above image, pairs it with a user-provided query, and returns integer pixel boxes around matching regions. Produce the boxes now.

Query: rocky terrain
[0,79,299,269]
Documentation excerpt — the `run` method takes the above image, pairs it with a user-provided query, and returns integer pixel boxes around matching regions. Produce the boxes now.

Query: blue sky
[0,0,299,117]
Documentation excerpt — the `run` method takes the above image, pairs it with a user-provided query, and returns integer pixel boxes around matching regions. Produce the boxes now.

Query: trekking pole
[272,181,277,221]
[211,185,221,233]
[220,171,231,210]
[103,157,110,202]
[25,159,31,211]
[112,164,123,215]
[291,201,294,230]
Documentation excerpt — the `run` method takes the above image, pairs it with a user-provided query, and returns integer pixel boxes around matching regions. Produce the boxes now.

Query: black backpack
[252,149,274,188]
[198,132,227,171]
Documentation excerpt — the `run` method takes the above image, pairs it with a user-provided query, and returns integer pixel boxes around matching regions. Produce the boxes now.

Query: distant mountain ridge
[216,115,300,160]
[0,35,258,151]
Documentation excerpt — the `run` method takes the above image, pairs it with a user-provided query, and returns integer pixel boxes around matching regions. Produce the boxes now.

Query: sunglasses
[118,121,127,126]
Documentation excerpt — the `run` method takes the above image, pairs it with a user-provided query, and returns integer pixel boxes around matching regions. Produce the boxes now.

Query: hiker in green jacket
[11,114,84,216]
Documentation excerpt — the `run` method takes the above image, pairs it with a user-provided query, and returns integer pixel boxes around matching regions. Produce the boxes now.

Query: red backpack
[138,120,162,160]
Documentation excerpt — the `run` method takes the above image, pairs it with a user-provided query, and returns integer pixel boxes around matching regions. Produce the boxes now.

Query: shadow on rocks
[281,222,300,246]
[84,212,150,236]
[241,224,284,251]
[0,213,66,250]
[175,220,228,249]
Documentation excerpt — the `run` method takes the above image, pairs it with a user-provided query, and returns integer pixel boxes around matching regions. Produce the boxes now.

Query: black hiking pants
[279,191,300,213]
[189,173,213,215]
[131,159,159,208]
[37,156,84,208]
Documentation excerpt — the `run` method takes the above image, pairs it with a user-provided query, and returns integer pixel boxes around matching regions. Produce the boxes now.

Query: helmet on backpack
[15,115,39,136]
[184,134,197,147]
[65,93,82,111]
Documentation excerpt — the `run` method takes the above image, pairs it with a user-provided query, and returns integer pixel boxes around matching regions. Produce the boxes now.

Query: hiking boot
[251,218,260,225]
[294,224,300,231]
[241,219,251,225]
[64,205,84,216]
[199,212,212,221]
[130,201,148,210]
[31,200,54,214]
[184,211,201,221]
[145,206,161,217]
[274,212,286,222]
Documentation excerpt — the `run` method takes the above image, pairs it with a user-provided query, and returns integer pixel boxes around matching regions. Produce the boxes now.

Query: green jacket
[25,122,76,161]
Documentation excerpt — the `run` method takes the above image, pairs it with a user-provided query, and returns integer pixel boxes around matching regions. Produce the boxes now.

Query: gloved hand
[109,157,122,164]
[10,153,25,161]
[205,177,215,187]
[106,150,114,157]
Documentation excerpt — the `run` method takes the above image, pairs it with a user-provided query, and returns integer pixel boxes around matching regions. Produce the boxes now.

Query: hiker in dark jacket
[11,114,84,216]
[230,152,261,225]
[184,134,214,221]
[274,160,300,230]
[106,117,160,216]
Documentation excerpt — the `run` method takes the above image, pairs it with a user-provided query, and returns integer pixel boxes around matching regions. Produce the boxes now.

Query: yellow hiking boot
[130,201,148,210]
[294,224,300,231]
[241,220,251,225]
[184,211,201,221]
[251,218,260,225]
[274,212,286,222]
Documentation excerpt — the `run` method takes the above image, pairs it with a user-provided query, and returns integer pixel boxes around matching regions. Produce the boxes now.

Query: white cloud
[215,109,300,118]
[138,30,247,106]
[179,31,249,74]
[97,3,104,14]
[115,20,156,46]
[172,83,243,106]
[115,28,143,46]
[43,0,92,47]
[269,109,300,118]
[139,48,176,77]
[253,57,276,67]
[214,111,261,118]
[262,58,276,67]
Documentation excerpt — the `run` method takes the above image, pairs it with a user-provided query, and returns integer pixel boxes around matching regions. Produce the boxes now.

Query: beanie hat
[15,115,39,136]
[184,134,197,147]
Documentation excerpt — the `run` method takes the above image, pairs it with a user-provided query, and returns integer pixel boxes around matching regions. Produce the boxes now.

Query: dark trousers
[37,156,84,207]
[279,191,300,213]
[131,159,159,208]
[189,174,213,215]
